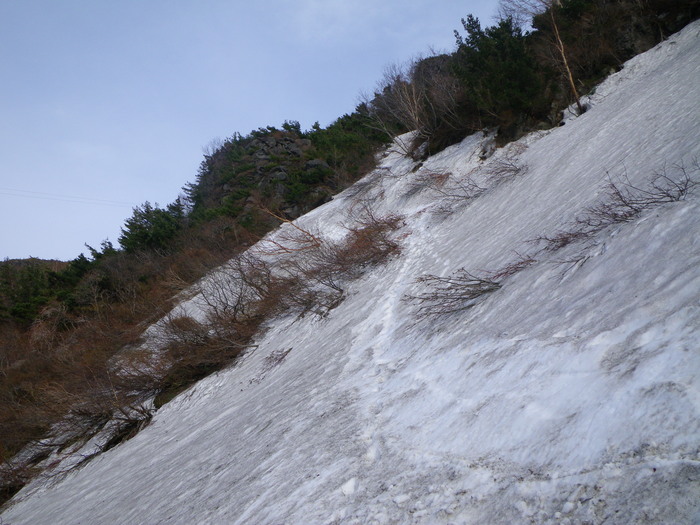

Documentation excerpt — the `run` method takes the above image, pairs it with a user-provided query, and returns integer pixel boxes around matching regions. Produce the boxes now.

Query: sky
[0,0,499,261]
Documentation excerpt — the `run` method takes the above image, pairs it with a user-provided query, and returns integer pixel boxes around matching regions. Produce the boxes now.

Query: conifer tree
[499,0,585,114]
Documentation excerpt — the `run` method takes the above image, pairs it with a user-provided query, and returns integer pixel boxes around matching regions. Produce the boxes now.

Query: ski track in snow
[3,21,700,525]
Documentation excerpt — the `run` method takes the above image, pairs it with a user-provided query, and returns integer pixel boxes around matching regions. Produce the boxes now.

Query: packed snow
[3,20,700,525]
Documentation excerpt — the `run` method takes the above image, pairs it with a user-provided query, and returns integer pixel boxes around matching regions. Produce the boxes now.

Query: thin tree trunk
[550,8,584,114]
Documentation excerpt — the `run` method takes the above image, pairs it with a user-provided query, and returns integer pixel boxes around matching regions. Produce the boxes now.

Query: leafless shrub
[251,219,348,315]
[249,347,293,385]
[161,254,282,368]
[273,206,404,316]
[144,311,255,409]
[53,372,154,436]
[30,395,153,482]
[409,168,486,203]
[162,315,250,367]
[416,169,451,189]
[0,460,34,506]
[340,170,385,201]
[486,252,538,280]
[533,161,698,253]
[580,163,697,229]
[407,143,527,203]
[406,169,448,195]
[263,348,292,370]
[3,369,157,486]
[257,206,322,256]
[485,156,528,183]
[341,166,407,207]
[342,207,404,266]
[359,62,425,156]
[280,206,401,317]
[193,253,285,329]
[107,254,283,409]
[361,55,465,156]
[482,142,529,183]
[531,228,593,252]
[406,269,501,318]
[105,413,154,454]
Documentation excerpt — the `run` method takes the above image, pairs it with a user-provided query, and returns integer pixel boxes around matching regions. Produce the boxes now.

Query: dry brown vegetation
[362,56,466,156]
[407,168,485,202]
[406,270,502,318]
[0,203,404,503]
[534,161,698,252]
[0,222,246,503]
[483,144,529,183]
[407,161,698,322]
[147,205,405,405]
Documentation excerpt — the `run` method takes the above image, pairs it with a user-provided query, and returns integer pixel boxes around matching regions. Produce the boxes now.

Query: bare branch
[406,269,501,318]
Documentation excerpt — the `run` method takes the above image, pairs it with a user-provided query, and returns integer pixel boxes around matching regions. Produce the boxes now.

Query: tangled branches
[406,269,501,318]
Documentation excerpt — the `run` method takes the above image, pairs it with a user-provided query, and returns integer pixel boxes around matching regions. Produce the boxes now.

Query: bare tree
[360,55,465,155]
[500,0,585,114]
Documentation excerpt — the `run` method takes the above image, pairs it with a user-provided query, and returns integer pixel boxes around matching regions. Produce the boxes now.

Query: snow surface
[3,21,700,525]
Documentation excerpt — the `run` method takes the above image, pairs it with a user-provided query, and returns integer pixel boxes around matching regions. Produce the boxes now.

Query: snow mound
[3,20,700,525]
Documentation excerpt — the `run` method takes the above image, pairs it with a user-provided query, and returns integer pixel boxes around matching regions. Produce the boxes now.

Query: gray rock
[305,159,330,171]
[270,144,287,156]
[285,143,302,157]
[282,205,299,217]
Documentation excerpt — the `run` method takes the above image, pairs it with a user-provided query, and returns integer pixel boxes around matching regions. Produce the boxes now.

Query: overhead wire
[0,187,136,208]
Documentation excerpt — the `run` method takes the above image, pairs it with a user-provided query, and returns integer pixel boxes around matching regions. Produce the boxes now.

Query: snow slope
[3,20,700,525]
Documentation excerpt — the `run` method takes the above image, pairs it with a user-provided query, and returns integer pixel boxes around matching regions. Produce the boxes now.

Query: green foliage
[526,0,700,107]
[0,260,57,324]
[307,111,387,179]
[453,16,544,123]
[118,201,184,253]
[282,120,302,134]
[0,249,120,325]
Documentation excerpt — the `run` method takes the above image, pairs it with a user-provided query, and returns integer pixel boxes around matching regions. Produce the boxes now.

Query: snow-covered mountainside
[3,21,700,525]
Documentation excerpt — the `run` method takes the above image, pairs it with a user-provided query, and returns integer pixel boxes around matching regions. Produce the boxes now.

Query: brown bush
[533,161,698,253]
[487,252,538,280]
[267,206,404,312]
[0,202,405,501]
[406,269,501,319]
[362,55,466,156]
[484,148,528,183]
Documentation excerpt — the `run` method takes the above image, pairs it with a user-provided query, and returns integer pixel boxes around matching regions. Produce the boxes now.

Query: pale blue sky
[0,0,498,261]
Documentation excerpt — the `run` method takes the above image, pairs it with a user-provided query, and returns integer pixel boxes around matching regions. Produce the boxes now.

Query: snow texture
[3,20,700,525]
